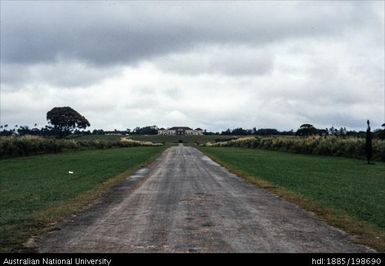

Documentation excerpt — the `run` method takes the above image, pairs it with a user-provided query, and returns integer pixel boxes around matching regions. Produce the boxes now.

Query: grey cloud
[1,1,378,66]
[155,45,274,76]
[163,88,183,98]
[1,61,123,88]
[1,1,383,132]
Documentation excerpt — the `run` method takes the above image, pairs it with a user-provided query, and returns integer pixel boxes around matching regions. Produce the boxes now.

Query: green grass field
[200,147,385,250]
[71,134,234,145]
[0,146,165,252]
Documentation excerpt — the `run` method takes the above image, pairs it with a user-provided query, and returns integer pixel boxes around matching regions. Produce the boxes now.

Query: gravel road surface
[39,145,371,252]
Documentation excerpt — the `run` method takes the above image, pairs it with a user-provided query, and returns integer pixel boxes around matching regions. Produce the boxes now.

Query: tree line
[217,124,385,139]
[0,106,384,140]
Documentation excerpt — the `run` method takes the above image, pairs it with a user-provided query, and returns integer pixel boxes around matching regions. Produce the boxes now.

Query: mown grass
[69,134,122,142]
[0,146,165,252]
[200,147,385,251]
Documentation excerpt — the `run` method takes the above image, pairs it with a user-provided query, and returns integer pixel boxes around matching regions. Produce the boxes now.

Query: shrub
[0,136,163,158]
[204,136,385,162]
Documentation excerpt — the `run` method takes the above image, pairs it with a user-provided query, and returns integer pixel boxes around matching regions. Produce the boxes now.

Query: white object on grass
[68,171,74,174]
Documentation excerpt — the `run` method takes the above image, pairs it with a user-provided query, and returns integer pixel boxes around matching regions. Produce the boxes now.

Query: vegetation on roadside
[120,137,163,147]
[204,136,385,161]
[199,147,385,251]
[0,135,163,158]
[0,146,165,252]
[71,134,235,145]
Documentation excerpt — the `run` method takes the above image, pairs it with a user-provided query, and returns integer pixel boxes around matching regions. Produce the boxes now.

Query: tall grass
[0,136,163,158]
[205,136,385,161]
[119,137,163,147]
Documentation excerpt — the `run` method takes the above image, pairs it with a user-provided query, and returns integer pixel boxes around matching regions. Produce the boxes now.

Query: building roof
[195,128,203,131]
[168,127,193,130]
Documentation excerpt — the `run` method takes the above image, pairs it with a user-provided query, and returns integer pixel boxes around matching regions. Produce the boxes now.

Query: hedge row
[205,136,385,161]
[0,136,163,158]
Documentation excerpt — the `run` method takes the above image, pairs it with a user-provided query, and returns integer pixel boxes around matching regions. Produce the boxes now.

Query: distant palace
[158,127,203,136]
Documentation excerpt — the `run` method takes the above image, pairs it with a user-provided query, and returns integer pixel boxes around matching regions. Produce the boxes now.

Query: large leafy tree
[132,126,158,135]
[296,124,318,136]
[47,107,90,137]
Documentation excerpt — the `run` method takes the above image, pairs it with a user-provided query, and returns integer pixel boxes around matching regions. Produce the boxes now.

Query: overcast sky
[1,1,384,131]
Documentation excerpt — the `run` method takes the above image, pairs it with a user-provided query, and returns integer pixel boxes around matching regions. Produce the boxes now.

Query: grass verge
[0,146,165,252]
[199,147,385,252]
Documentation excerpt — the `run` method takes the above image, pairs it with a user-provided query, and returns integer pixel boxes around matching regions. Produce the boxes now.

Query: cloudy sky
[1,1,384,131]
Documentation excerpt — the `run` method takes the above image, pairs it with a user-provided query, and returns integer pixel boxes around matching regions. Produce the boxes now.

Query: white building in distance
[158,127,203,136]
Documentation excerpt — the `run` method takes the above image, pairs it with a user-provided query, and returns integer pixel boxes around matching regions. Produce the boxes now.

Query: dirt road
[39,145,371,252]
